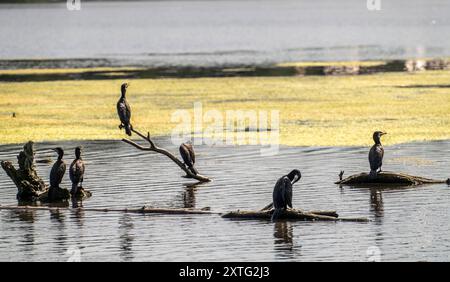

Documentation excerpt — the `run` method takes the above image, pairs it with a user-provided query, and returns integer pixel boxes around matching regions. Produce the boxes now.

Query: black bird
[117,82,132,136]
[369,131,387,179]
[179,142,198,175]
[48,148,66,201]
[69,146,85,195]
[272,169,301,221]
[50,147,66,188]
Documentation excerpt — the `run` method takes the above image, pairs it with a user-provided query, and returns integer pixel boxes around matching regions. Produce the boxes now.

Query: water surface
[1,0,450,67]
[0,139,449,261]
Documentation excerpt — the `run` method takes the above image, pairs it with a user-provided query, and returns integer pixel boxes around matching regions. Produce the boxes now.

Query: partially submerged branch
[222,208,368,222]
[335,171,450,186]
[122,128,211,182]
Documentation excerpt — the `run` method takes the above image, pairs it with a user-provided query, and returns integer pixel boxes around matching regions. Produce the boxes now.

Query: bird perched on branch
[369,131,387,179]
[69,146,85,195]
[179,142,198,175]
[272,169,301,221]
[117,82,132,136]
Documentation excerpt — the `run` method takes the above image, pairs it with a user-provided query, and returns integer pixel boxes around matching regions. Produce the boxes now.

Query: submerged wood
[122,128,211,182]
[335,171,450,186]
[0,205,216,215]
[222,209,368,222]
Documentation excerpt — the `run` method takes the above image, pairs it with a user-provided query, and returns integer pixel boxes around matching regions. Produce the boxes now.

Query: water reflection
[273,221,301,259]
[370,189,384,218]
[118,214,134,261]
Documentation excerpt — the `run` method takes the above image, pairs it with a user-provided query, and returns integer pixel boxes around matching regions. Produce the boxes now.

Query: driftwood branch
[0,205,217,215]
[122,128,211,182]
[222,208,368,222]
[336,171,450,186]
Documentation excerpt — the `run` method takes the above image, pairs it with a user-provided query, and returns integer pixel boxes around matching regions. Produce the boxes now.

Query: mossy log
[335,171,450,186]
[221,209,368,222]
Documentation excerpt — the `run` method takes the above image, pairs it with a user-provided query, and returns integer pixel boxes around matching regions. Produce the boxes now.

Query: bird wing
[179,144,193,167]
[117,99,130,124]
[186,143,195,164]
[57,161,66,183]
[69,160,84,183]
[284,178,293,208]
[369,145,384,170]
[273,176,291,209]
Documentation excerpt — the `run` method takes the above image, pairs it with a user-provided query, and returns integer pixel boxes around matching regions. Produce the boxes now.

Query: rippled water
[0,139,449,261]
[1,0,450,66]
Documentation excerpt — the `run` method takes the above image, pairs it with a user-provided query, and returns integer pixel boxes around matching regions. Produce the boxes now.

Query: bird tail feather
[189,166,198,175]
[271,208,284,221]
[125,124,132,136]
[369,170,378,179]
[71,183,78,196]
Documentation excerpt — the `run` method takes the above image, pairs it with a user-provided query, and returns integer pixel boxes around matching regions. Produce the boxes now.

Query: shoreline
[1,58,450,81]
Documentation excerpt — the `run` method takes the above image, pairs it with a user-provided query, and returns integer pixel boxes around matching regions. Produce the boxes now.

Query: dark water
[0,139,449,261]
[1,0,450,67]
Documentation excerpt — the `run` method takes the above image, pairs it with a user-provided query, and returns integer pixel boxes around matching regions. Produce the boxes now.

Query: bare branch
[122,128,211,182]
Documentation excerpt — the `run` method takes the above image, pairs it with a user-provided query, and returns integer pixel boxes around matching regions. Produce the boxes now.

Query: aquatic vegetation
[0,68,449,146]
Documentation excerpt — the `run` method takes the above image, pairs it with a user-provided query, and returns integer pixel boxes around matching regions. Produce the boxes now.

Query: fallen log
[0,205,216,215]
[335,171,450,186]
[222,209,368,222]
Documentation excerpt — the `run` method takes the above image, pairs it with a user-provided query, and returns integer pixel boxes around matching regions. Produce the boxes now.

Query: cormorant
[179,142,198,175]
[369,131,387,179]
[48,147,66,201]
[50,147,66,188]
[272,169,301,221]
[117,82,132,136]
[69,146,85,195]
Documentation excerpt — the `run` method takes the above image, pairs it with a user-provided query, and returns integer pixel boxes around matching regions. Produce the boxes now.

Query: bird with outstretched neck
[48,147,66,201]
[69,146,85,196]
[179,142,198,175]
[117,82,132,136]
[369,131,387,179]
[272,169,301,221]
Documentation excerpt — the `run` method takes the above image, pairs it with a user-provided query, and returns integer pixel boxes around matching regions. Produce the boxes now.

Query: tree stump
[0,141,76,202]
[1,141,48,201]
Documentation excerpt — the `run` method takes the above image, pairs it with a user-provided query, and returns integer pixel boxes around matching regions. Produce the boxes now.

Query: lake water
[0,139,449,261]
[1,0,450,67]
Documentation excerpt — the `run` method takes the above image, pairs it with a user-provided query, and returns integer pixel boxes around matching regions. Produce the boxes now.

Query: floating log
[0,205,216,215]
[222,209,368,222]
[335,171,450,186]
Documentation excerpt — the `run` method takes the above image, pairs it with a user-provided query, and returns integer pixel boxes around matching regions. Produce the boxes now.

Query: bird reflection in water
[370,188,384,218]
[119,213,134,261]
[182,181,209,209]
[273,221,301,259]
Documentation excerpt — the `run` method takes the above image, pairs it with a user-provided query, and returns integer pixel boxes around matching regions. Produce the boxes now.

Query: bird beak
[381,132,387,136]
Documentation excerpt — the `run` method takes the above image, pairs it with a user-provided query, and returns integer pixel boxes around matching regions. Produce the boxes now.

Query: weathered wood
[1,141,48,201]
[1,141,91,202]
[0,205,216,215]
[335,171,450,186]
[122,128,211,182]
[222,209,368,222]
